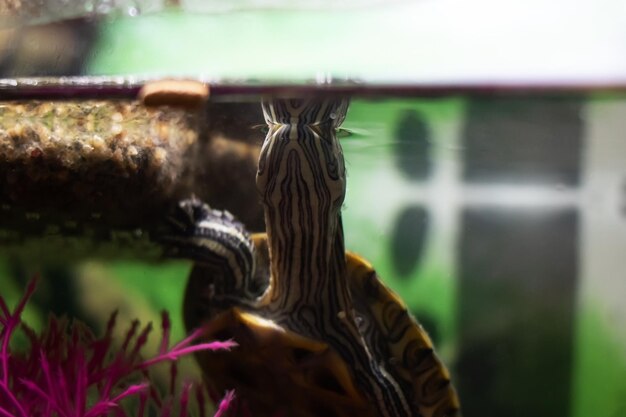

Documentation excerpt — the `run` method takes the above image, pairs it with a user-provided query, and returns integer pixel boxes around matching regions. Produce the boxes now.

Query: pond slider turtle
[164,98,460,417]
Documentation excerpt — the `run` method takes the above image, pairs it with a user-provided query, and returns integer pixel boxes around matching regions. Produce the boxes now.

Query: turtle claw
[167,198,245,236]
[156,198,214,261]
[169,198,213,233]
[157,198,256,283]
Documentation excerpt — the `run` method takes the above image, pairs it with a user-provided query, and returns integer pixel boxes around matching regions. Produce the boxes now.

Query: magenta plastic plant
[0,277,238,417]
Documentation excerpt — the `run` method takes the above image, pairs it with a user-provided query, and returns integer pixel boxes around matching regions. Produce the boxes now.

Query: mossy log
[0,98,265,261]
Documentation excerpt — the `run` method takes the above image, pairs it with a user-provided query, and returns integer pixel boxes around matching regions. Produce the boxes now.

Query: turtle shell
[183,234,460,417]
[346,253,461,417]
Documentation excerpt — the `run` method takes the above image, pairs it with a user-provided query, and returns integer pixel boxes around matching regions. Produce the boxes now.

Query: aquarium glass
[1,3,625,417]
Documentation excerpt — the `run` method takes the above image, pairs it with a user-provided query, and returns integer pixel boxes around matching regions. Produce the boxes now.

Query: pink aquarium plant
[0,276,239,417]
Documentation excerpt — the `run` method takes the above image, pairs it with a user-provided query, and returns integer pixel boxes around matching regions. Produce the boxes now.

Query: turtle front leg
[159,198,268,330]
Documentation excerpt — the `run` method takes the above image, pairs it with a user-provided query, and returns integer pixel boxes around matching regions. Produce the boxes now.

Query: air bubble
[127,6,140,17]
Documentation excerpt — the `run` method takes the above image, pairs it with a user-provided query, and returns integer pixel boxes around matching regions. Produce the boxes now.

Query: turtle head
[256,98,349,244]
